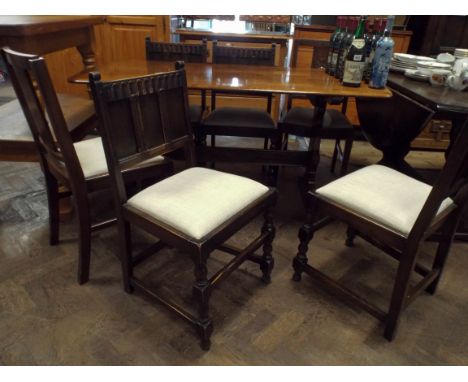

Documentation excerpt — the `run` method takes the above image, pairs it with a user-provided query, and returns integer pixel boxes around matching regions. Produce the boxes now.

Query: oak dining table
[70,59,392,198]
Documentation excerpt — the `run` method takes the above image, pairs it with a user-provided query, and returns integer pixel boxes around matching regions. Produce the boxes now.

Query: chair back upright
[288,39,344,109]
[89,62,194,204]
[210,41,276,112]
[290,39,330,70]
[212,41,276,66]
[410,117,468,241]
[145,38,208,63]
[1,47,84,182]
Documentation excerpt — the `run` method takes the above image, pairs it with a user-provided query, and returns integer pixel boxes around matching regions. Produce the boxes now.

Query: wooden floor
[0,137,466,365]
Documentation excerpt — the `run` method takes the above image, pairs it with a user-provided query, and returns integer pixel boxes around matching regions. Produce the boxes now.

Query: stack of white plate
[390,59,416,72]
[390,53,435,73]
[404,69,429,82]
[416,61,452,75]
[455,48,468,59]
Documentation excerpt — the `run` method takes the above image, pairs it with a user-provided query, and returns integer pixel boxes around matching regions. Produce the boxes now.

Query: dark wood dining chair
[145,37,208,126]
[199,41,280,175]
[1,47,173,284]
[279,39,355,176]
[89,62,277,351]
[292,117,468,341]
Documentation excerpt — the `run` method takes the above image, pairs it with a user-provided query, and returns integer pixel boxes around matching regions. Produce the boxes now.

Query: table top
[0,16,104,37]
[70,59,392,98]
[388,73,468,114]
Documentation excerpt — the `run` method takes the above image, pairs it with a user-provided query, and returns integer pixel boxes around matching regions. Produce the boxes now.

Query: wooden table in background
[387,73,468,153]
[0,16,104,70]
[0,16,104,162]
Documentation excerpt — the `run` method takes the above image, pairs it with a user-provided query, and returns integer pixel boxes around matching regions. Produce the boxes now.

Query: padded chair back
[1,47,84,182]
[212,41,276,66]
[290,39,330,69]
[89,62,194,202]
[410,117,468,240]
[145,38,208,63]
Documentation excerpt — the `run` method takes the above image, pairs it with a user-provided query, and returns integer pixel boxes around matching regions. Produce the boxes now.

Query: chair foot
[197,319,213,351]
[124,284,134,294]
[292,271,302,282]
[78,272,89,285]
[260,246,275,284]
[425,281,438,295]
[261,274,271,284]
[384,324,397,342]
[345,226,357,247]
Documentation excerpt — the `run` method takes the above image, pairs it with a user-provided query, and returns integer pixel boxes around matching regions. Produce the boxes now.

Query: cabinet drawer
[412,119,451,150]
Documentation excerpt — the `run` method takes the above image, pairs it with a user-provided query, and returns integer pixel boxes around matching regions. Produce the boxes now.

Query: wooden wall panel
[108,25,157,62]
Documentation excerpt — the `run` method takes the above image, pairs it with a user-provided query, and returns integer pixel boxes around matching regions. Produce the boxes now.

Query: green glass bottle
[342,16,367,87]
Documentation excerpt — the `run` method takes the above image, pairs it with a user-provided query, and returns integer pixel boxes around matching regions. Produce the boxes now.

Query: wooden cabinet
[411,119,452,150]
[103,16,169,63]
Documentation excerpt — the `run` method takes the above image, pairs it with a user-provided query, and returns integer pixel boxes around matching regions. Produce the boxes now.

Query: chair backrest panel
[145,38,208,63]
[411,116,468,240]
[2,49,57,155]
[89,64,194,173]
[212,41,276,66]
[1,48,83,180]
[290,39,330,69]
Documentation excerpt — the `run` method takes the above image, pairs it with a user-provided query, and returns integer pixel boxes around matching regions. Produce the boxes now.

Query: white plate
[393,53,419,63]
[416,61,451,69]
[404,69,429,81]
[415,56,436,62]
[390,66,406,73]
[394,53,435,64]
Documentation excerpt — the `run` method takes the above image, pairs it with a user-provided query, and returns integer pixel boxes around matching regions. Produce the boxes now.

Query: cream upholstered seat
[316,164,454,237]
[73,137,164,179]
[126,167,269,240]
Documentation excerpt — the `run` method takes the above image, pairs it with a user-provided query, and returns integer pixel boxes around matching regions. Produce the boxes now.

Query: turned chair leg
[345,226,357,247]
[76,195,92,285]
[292,222,314,282]
[45,173,60,246]
[339,135,353,176]
[192,255,213,350]
[260,207,275,284]
[210,135,216,169]
[119,219,134,294]
[330,139,340,173]
[194,127,208,167]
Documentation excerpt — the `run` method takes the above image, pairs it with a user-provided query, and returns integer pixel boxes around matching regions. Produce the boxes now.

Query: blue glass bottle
[369,16,395,89]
